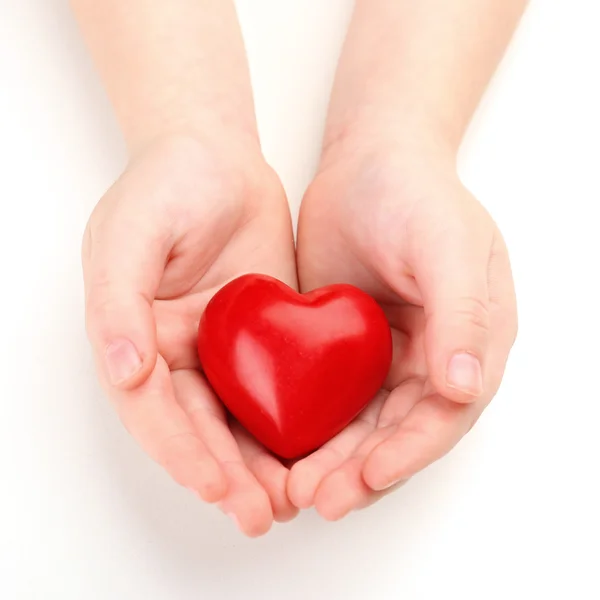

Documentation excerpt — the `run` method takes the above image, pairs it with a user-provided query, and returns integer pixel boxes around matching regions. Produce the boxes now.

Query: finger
[363,286,516,493]
[111,355,227,503]
[154,292,213,371]
[217,463,273,537]
[411,199,494,403]
[311,381,419,520]
[83,177,172,391]
[313,426,396,521]
[173,370,273,537]
[315,458,408,521]
[376,377,425,428]
[287,392,386,509]
[358,479,409,510]
[362,392,479,491]
[232,422,299,523]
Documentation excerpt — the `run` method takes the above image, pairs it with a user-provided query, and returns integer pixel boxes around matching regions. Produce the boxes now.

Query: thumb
[83,184,171,391]
[414,217,493,404]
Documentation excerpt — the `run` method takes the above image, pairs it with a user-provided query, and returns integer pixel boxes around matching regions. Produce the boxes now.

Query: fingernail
[447,352,483,396]
[226,512,241,531]
[372,478,407,492]
[105,338,142,386]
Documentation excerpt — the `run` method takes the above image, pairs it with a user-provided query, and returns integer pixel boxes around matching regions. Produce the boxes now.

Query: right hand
[290,137,518,519]
[83,134,299,536]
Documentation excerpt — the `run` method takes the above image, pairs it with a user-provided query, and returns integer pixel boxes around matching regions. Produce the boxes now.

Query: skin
[290,0,525,520]
[72,0,526,534]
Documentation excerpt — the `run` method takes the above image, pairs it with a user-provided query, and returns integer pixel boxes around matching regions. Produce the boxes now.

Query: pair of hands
[83,129,517,537]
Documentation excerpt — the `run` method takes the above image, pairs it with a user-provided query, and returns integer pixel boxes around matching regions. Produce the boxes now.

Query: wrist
[319,113,458,178]
[126,113,260,161]
[125,129,282,212]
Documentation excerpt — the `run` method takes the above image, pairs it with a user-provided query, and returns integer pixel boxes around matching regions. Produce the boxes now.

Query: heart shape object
[197,274,393,459]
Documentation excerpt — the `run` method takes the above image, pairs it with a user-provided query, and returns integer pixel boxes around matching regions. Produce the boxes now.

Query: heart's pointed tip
[268,447,309,463]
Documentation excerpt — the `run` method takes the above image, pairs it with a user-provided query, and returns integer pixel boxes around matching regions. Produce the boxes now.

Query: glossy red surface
[197,274,393,459]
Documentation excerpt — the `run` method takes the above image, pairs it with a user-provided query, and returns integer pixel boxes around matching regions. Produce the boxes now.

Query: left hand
[289,138,518,520]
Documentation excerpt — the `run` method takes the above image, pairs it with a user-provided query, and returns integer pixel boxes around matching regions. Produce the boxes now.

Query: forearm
[71,0,257,155]
[323,0,528,155]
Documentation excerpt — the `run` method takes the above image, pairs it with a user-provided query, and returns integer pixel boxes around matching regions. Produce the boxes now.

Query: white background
[1,1,599,598]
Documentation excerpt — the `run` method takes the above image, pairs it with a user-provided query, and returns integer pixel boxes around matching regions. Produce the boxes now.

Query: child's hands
[83,135,298,536]
[289,139,518,520]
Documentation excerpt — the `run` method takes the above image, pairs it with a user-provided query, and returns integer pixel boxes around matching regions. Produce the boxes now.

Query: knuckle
[453,295,490,334]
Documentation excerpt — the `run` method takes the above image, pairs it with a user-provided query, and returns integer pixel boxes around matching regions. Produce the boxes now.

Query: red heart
[197,274,392,459]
